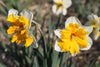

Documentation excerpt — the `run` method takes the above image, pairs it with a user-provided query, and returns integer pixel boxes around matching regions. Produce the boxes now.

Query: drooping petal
[65,17,81,28]
[88,14,99,23]
[87,14,100,29]
[54,40,62,52]
[54,29,62,38]
[8,9,18,17]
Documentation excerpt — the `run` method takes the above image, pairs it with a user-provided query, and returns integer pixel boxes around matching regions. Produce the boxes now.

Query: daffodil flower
[54,17,93,56]
[86,14,100,40]
[7,9,38,48]
[52,0,72,15]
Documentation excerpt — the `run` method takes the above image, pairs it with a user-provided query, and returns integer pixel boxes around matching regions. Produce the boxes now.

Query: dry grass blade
[0,0,6,7]
[32,20,43,34]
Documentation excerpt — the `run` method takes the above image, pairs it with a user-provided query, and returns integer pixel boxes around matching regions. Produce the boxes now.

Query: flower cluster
[7,9,38,48]
[6,0,100,56]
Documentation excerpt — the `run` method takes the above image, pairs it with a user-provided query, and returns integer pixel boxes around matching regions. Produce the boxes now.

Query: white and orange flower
[86,14,100,40]
[7,9,38,48]
[54,17,93,56]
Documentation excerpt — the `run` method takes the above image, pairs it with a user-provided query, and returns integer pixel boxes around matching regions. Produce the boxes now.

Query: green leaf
[64,52,70,67]
[0,26,9,39]
[42,34,47,67]
[43,58,47,67]
[47,16,53,49]
[14,60,20,66]
[33,56,39,67]
[42,34,47,56]
[25,56,32,65]
[49,16,53,36]
[54,14,63,29]
[51,51,59,67]
[38,47,43,57]
[0,62,7,67]
[59,53,66,67]
[0,42,7,49]
[22,59,26,65]
[71,60,76,67]
[37,3,41,23]
[0,5,7,15]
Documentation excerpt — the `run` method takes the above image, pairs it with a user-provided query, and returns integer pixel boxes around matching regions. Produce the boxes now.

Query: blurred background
[0,0,100,67]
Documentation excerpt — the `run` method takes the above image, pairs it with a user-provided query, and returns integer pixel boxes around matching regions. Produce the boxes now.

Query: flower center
[56,1,64,9]
[58,23,89,54]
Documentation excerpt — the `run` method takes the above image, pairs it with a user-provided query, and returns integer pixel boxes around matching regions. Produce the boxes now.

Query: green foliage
[0,0,30,15]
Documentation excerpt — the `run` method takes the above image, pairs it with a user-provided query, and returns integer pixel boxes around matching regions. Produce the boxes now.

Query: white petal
[80,36,92,50]
[62,8,67,15]
[65,16,81,28]
[63,0,72,8]
[52,5,57,14]
[20,11,33,22]
[56,8,62,15]
[54,29,62,38]
[8,9,18,17]
[88,14,99,23]
[93,28,99,40]
[54,40,62,52]
[82,26,93,35]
